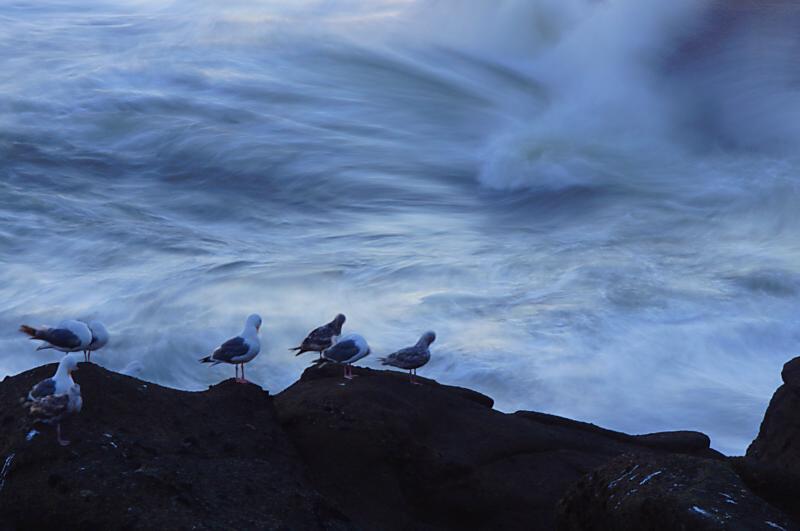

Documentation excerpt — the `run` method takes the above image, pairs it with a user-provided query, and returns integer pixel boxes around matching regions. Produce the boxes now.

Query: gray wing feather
[324,340,359,363]
[41,328,81,349]
[300,324,335,350]
[28,378,56,400]
[212,337,249,363]
[27,394,70,423]
[382,346,429,369]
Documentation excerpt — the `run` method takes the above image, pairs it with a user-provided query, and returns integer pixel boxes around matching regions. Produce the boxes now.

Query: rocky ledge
[0,361,798,530]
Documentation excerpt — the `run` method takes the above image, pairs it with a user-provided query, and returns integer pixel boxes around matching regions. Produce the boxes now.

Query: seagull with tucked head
[19,320,92,355]
[24,353,83,446]
[311,333,370,380]
[200,314,262,384]
[379,331,436,385]
[289,313,346,360]
[82,320,109,363]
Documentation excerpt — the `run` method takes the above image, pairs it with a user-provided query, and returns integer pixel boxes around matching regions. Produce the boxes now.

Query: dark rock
[274,365,721,531]
[556,453,797,531]
[734,356,800,521]
[781,356,800,393]
[0,363,352,530]
[515,411,720,458]
[1,360,793,530]
[746,384,800,475]
[633,431,713,455]
[731,457,800,523]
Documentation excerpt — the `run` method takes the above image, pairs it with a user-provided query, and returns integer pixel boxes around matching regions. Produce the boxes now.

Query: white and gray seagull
[289,313,346,360]
[200,314,262,384]
[82,320,109,363]
[311,333,370,380]
[379,331,436,385]
[19,320,93,355]
[24,353,83,446]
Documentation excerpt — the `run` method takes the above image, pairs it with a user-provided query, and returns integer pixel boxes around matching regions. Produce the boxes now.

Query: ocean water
[1,0,799,455]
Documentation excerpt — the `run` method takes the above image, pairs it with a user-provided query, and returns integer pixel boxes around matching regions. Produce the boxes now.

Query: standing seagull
[24,354,83,446]
[289,314,346,360]
[311,333,370,380]
[19,320,92,355]
[379,331,436,385]
[82,320,109,363]
[200,314,262,384]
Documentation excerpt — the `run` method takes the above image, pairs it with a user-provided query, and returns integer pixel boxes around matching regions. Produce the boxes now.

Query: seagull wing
[39,328,82,350]
[212,337,250,363]
[27,378,56,400]
[26,377,70,421]
[381,346,418,367]
[323,339,360,363]
[28,394,70,423]
[300,323,335,349]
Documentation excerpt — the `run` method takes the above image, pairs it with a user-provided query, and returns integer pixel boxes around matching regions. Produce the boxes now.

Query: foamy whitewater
[1,0,799,455]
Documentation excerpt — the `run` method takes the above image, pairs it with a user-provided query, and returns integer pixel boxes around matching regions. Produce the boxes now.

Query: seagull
[289,314,346,359]
[311,333,370,380]
[19,320,92,354]
[82,320,109,363]
[200,314,262,384]
[379,331,436,385]
[24,353,83,446]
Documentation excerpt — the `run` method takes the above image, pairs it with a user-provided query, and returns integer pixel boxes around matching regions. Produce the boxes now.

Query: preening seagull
[200,314,262,384]
[379,331,436,385]
[289,314,346,359]
[82,320,109,363]
[24,353,83,446]
[19,320,92,354]
[311,333,370,380]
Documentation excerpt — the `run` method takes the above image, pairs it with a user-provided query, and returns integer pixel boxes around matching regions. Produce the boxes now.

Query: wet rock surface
[556,453,797,531]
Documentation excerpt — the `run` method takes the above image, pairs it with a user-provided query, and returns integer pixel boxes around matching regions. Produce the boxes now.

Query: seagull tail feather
[35,344,53,351]
[199,355,213,364]
[19,325,40,338]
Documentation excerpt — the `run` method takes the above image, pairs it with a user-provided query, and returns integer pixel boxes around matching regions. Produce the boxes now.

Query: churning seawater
[1,0,799,455]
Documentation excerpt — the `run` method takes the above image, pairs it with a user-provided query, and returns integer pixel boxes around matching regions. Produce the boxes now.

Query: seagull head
[419,331,437,347]
[59,353,81,377]
[87,320,110,349]
[332,313,346,333]
[246,314,262,332]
